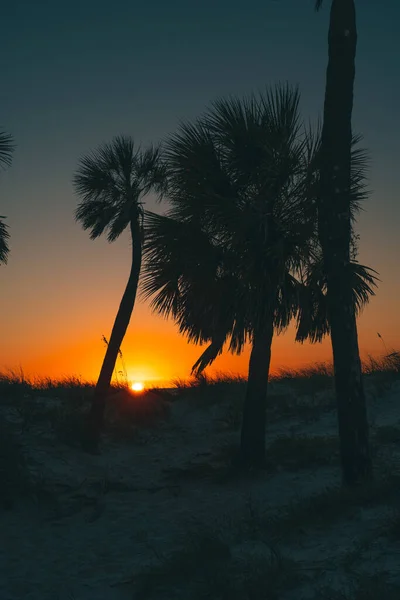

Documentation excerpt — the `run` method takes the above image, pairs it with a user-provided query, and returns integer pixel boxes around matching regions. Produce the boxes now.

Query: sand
[1,377,400,599]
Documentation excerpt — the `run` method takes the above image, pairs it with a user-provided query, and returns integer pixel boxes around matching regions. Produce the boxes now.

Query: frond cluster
[73,136,167,242]
[142,83,377,371]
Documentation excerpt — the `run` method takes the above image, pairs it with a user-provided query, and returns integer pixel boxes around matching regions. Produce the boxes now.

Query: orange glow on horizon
[131,381,145,392]
[2,245,399,386]
[1,309,395,385]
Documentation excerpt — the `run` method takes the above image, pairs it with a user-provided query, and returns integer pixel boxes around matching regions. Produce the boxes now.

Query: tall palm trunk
[240,317,274,468]
[84,217,143,451]
[318,0,371,484]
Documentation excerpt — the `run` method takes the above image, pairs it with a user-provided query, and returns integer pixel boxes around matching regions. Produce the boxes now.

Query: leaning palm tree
[74,135,166,450]
[143,87,377,469]
[314,0,372,484]
[144,84,323,467]
[0,130,15,265]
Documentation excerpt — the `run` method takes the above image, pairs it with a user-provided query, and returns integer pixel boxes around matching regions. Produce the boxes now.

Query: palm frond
[165,118,239,231]
[191,335,226,376]
[260,82,302,148]
[0,217,10,264]
[74,136,165,242]
[296,280,330,344]
[274,272,302,333]
[0,131,14,170]
[296,259,379,344]
[142,210,247,354]
[75,199,118,240]
[350,262,379,313]
[73,151,122,204]
[142,211,220,315]
[137,144,168,198]
[206,93,264,186]
[349,134,370,217]
[111,135,136,183]
[107,203,135,242]
[0,131,14,264]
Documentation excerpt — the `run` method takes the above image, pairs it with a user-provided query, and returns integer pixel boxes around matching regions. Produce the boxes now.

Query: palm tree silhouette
[296,133,378,343]
[315,0,371,484]
[0,130,14,265]
[74,135,166,451]
[143,84,376,468]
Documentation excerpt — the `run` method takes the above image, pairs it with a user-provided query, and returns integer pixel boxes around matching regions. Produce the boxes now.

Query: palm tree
[315,0,372,484]
[0,130,15,265]
[143,84,324,467]
[74,135,166,451]
[143,86,377,469]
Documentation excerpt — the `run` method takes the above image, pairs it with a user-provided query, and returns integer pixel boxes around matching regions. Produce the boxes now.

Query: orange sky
[1,211,398,387]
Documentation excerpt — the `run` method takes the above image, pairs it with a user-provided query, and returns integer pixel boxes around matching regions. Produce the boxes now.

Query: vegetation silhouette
[315,0,372,484]
[0,130,14,265]
[142,83,376,469]
[73,136,167,451]
[68,0,376,482]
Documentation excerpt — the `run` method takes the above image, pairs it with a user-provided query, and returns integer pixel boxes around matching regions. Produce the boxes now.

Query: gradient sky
[1,0,399,385]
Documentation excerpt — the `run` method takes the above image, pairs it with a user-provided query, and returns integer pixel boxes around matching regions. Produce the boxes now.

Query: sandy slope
[1,379,400,599]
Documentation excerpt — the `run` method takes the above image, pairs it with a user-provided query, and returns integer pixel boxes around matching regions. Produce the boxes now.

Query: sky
[1,0,399,385]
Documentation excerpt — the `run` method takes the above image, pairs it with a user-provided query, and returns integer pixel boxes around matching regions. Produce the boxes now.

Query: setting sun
[131,381,145,392]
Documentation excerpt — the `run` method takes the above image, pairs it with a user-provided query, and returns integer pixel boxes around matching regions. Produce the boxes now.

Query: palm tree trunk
[318,0,371,484]
[84,217,143,452]
[240,317,274,468]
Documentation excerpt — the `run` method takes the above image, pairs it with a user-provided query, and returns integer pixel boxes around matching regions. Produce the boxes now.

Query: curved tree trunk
[84,217,143,452]
[240,317,274,468]
[318,0,371,484]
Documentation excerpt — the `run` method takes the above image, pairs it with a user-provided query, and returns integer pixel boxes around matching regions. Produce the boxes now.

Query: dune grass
[0,350,398,453]
[0,369,171,441]
[0,352,399,506]
[167,352,400,424]
[132,525,303,600]
[1,349,398,404]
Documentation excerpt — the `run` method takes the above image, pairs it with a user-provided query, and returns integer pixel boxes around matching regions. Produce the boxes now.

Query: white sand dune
[1,377,400,599]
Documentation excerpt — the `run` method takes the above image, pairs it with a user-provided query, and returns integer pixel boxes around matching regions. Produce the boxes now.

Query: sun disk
[131,381,144,392]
